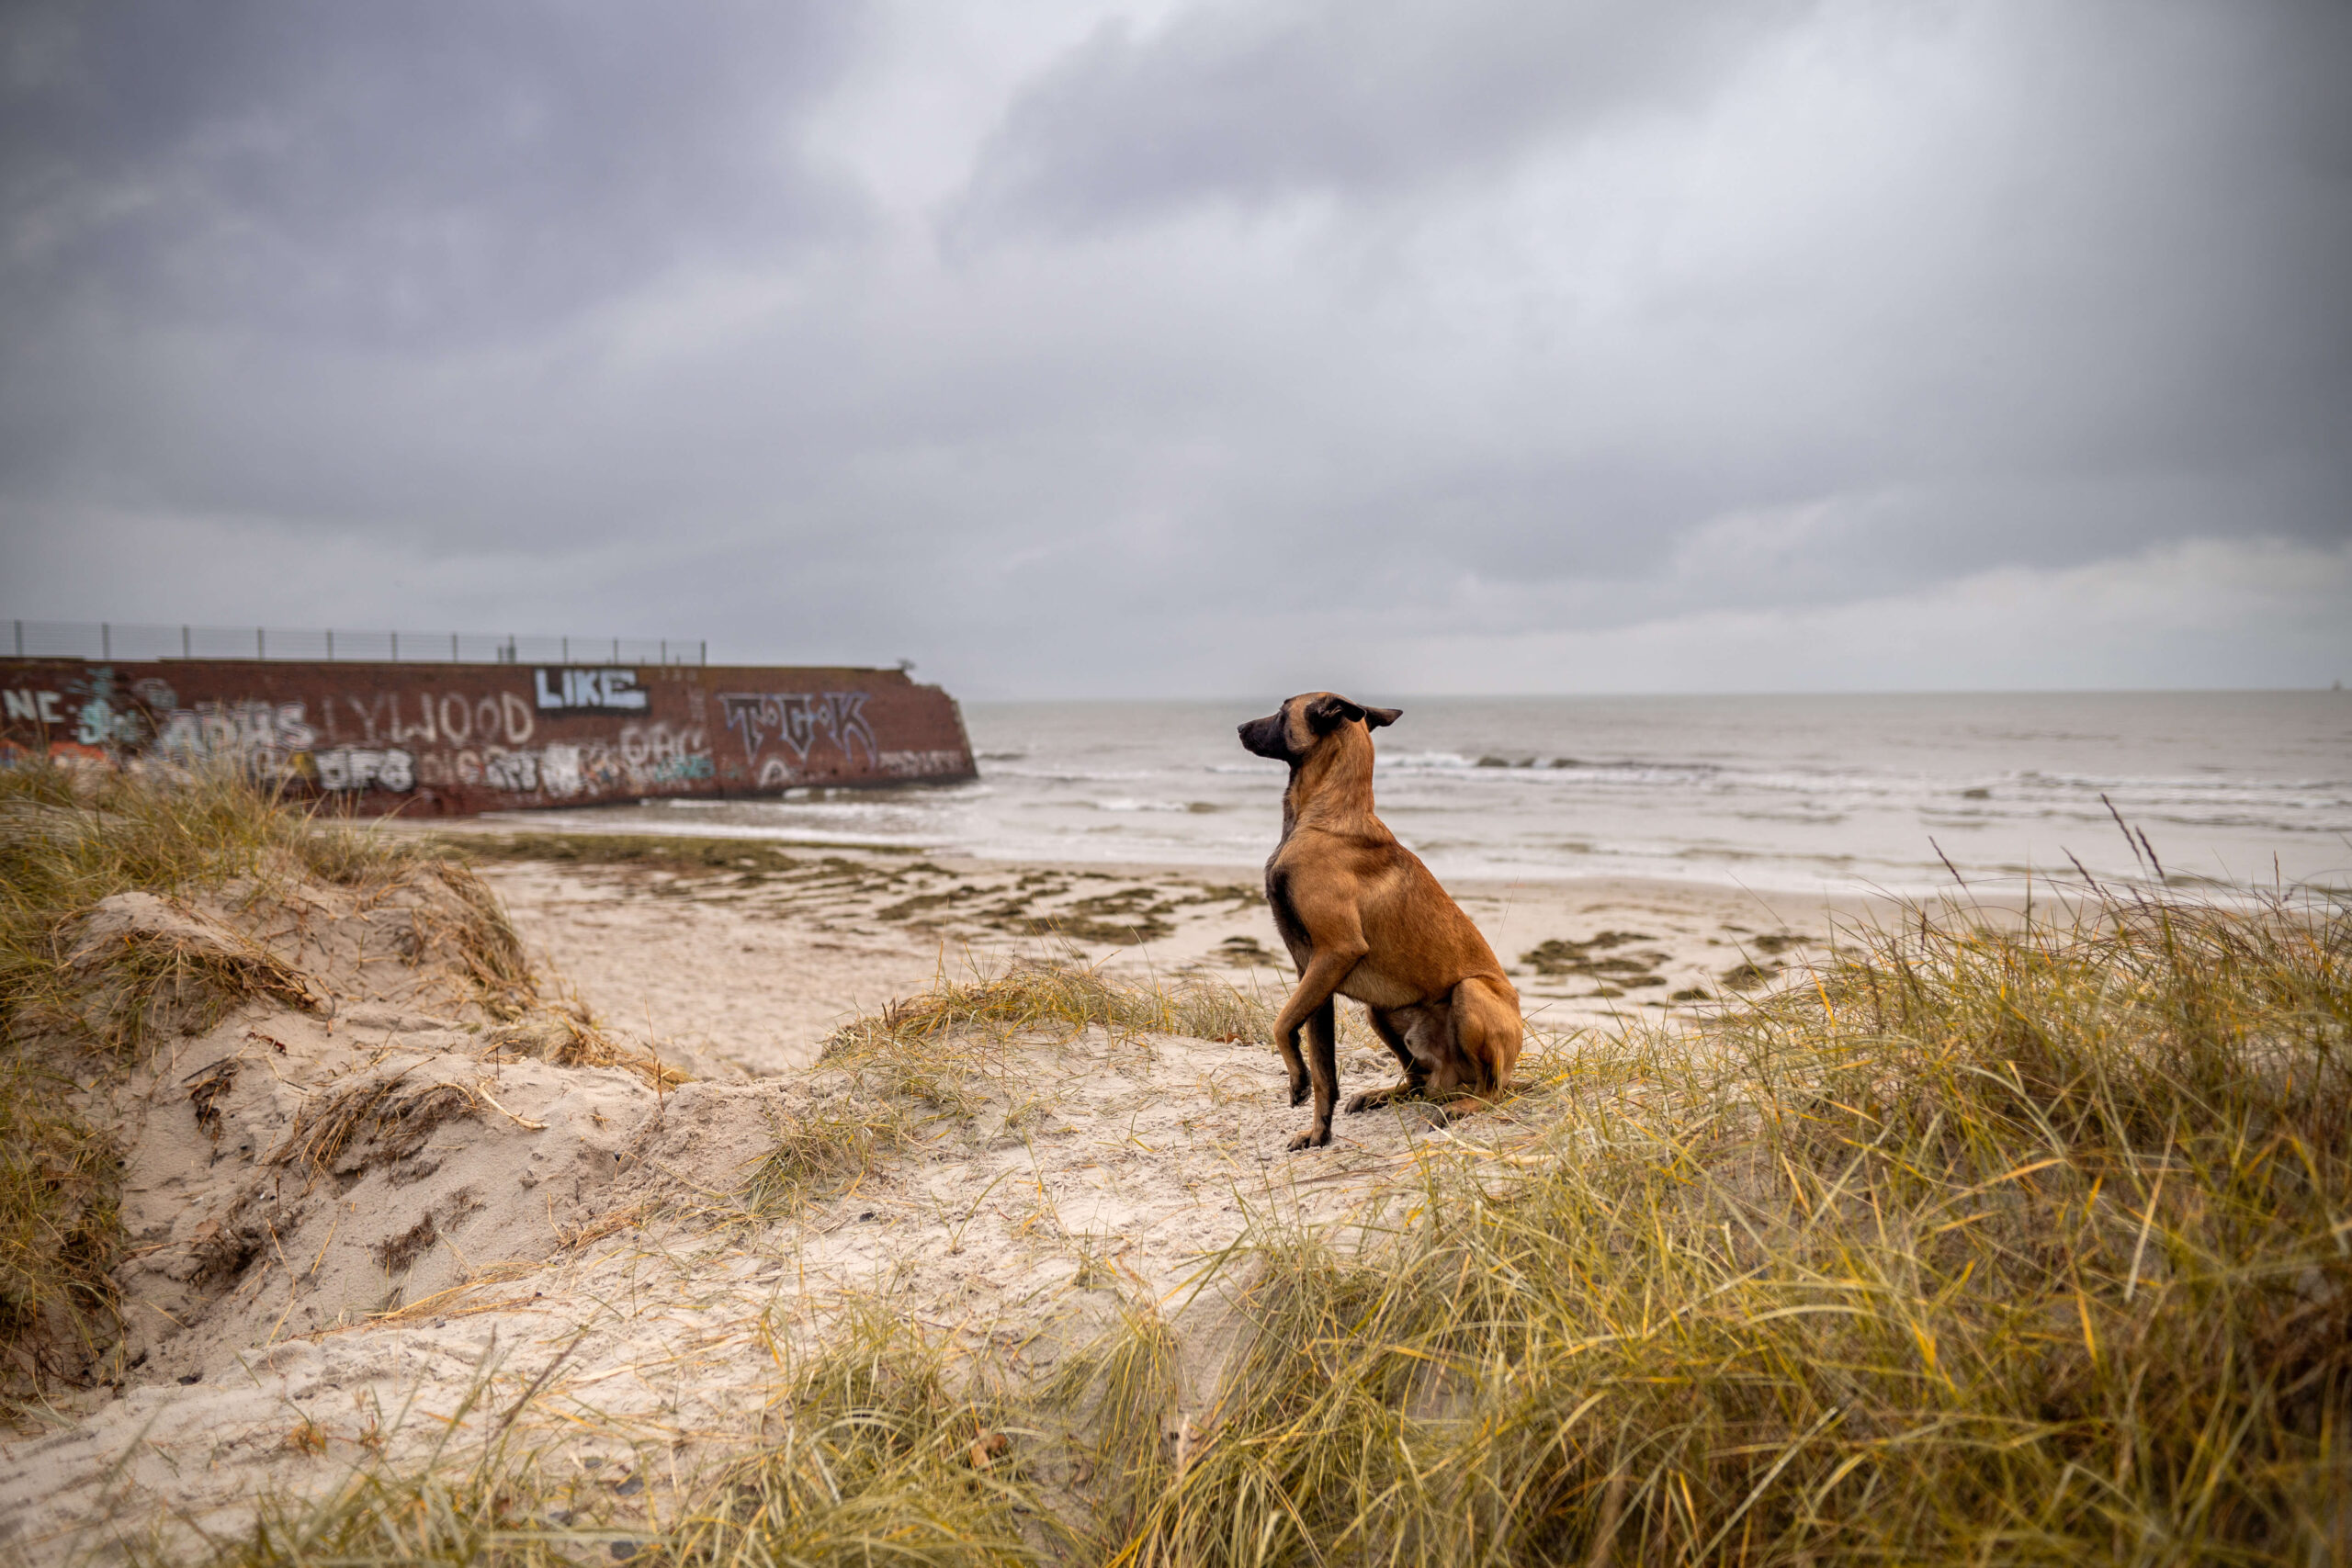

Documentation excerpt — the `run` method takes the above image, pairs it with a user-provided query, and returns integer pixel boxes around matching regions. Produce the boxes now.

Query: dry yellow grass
[189,876,2350,1566]
[743,957,1278,1214]
[1085,882,2352,1565]
[0,764,423,1399]
[0,764,624,1404]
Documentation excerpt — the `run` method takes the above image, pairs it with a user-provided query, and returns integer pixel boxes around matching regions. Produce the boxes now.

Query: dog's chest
[1264,863,1311,964]
[1336,962,1425,1012]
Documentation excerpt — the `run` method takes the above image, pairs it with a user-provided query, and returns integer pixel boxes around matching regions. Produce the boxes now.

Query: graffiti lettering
[482,750,537,792]
[718,692,878,767]
[389,693,436,745]
[877,749,973,780]
[534,668,648,712]
[340,690,529,749]
[3,660,968,809]
[406,727,712,799]
[4,690,67,725]
[154,701,318,768]
[312,747,414,793]
[540,743,583,796]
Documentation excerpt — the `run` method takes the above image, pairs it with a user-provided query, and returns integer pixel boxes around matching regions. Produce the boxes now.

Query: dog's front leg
[1272,1006,1310,1109]
[1272,946,1362,1150]
[1297,998,1339,1147]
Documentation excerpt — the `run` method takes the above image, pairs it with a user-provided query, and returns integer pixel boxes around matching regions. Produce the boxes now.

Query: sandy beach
[0,824,1960,1562]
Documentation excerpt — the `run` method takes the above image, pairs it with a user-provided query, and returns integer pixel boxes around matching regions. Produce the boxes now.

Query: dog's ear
[1304,694,1366,733]
[1363,705,1402,730]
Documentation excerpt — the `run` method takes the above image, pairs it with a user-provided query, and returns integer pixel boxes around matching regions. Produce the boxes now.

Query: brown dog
[1238,693,1524,1150]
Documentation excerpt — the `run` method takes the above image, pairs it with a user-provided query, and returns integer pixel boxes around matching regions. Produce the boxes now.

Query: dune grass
[825,958,1279,1058]
[1081,882,2352,1565]
[156,1360,591,1568]
[744,957,1278,1214]
[175,1307,1045,1568]
[447,832,885,874]
[0,765,403,1396]
[663,1307,1046,1566]
[739,877,2351,1564]
[0,764,534,1401]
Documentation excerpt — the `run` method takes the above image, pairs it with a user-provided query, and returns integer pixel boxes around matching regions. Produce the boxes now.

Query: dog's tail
[1452,973,1524,1092]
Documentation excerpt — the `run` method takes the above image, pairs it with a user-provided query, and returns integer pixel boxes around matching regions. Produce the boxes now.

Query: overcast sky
[2,0,2346,696]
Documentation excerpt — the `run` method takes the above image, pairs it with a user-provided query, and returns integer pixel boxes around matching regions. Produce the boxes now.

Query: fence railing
[6,620,706,666]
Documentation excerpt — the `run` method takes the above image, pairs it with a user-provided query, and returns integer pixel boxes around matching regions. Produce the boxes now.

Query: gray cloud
[956,0,1805,233]
[0,0,2346,696]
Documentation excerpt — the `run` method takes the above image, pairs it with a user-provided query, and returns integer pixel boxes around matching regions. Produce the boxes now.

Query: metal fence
[6,620,706,666]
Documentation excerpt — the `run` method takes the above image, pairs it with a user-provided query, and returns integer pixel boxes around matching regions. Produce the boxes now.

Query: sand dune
[1,833,1883,1563]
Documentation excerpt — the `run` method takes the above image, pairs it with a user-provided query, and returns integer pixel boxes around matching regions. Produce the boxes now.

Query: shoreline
[397,805,2179,902]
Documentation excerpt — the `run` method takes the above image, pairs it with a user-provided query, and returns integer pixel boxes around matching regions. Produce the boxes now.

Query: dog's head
[1237,693,1402,763]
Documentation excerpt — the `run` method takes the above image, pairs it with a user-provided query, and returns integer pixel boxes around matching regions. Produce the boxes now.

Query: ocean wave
[1092,797,1202,813]
[2009,769,2346,800]
[1372,750,1482,771]
[479,813,945,850]
[980,763,1161,784]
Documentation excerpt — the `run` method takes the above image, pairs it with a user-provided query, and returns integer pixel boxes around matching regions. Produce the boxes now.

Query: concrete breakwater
[0,657,976,814]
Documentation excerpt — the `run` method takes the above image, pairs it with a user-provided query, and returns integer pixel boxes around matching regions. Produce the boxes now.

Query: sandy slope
[0,843,1892,1565]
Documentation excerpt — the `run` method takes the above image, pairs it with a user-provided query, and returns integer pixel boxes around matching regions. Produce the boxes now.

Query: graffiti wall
[0,659,977,815]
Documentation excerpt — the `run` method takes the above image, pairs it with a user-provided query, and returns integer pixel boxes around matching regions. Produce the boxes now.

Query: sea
[499,693,2352,897]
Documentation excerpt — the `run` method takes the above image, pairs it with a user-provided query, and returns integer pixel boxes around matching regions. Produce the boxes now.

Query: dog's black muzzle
[1238,714,1288,761]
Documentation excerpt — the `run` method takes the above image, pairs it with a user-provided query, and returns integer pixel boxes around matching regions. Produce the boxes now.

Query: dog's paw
[1345,1082,1420,1114]
[1285,1124,1332,1152]
[1287,1076,1310,1107]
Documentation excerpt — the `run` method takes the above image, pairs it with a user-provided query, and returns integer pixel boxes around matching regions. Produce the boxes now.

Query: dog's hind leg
[1345,1007,1429,1113]
[1448,975,1524,1097]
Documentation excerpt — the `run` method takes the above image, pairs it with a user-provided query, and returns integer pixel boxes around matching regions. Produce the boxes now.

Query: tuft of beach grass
[0,763,611,1405]
[0,764,415,1398]
[742,956,1279,1215]
[172,1304,1046,1568]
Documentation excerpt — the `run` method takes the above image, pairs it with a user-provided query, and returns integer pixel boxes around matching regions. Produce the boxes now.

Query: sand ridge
[0,838,1891,1564]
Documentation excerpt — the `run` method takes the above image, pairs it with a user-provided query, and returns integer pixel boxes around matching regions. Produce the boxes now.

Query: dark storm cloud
[0,0,2346,694]
[0,0,868,343]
